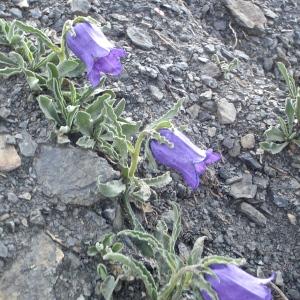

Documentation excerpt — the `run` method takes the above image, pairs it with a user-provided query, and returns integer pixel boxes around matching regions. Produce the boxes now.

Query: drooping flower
[202,264,274,300]
[149,128,221,189]
[66,21,126,87]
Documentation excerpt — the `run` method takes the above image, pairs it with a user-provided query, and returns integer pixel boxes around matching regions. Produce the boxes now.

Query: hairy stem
[128,131,147,178]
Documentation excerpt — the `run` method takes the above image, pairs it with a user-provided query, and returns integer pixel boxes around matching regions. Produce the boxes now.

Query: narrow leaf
[97,179,126,198]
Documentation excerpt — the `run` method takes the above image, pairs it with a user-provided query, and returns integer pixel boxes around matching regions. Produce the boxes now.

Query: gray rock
[187,104,200,119]
[0,107,10,119]
[217,98,237,124]
[271,193,289,208]
[0,233,64,300]
[224,0,267,32]
[29,209,45,226]
[228,140,241,157]
[149,85,163,101]
[71,0,91,14]
[9,8,23,18]
[204,44,216,54]
[201,62,222,78]
[103,208,116,223]
[13,0,29,8]
[0,241,8,258]
[201,75,218,89]
[30,8,42,18]
[18,132,37,157]
[0,135,21,172]
[127,27,154,50]
[239,153,262,170]
[199,90,213,101]
[230,174,257,199]
[240,202,267,226]
[34,145,119,206]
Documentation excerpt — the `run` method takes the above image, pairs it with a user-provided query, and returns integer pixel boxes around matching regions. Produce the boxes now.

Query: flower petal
[202,264,274,300]
[94,48,127,76]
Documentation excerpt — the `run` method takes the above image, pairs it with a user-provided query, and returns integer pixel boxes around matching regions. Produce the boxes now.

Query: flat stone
[230,173,257,199]
[0,107,11,119]
[9,8,23,18]
[240,202,267,226]
[239,153,262,170]
[187,104,200,119]
[0,135,21,172]
[127,27,154,50]
[13,0,29,8]
[217,98,237,124]
[149,85,163,101]
[201,62,222,78]
[0,233,64,300]
[241,133,255,149]
[224,0,267,32]
[71,0,91,14]
[34,145,119,206]
[18,131,37,157]
[0,241,8,258]
[201,75,218,89]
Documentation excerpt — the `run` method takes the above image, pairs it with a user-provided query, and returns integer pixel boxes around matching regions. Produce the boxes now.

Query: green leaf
[143,172,172,188]
[264,126,286,142]
[293,139,300,147]
[0,67,21,77]
[87,245,99,256]
[86,93,111,120]
[47,62,59,79]
[277,116,289,137]
[103,252,158,300]
[121,121,141,138]
[189,236,207,265]
[202,255,245,268]
[27,76,42,92]
[285,98,295,134]
[277,62,297,99]
[75,111,93,136]
[170,203,181,253]
[296,94,300,122]
[66,105,79,129]
[97,263,108,280]
[151,99,183,130]
[111,242,123,253]
[57,59,80,77]
[260,141,289,154]
[100,275,119,300]
[15,20,61,53]
[37,95,61,125]
[145,138,158,170]
[114,98,126,117]
[76,136,95,149]
[97,179,126,198]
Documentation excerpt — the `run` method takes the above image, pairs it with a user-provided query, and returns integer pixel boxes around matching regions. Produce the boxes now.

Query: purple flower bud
[202,264,274,300]
[150,128,221,189]
[66,22,126,87]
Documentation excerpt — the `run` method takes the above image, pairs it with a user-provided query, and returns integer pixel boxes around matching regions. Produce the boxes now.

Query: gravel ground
[0,0,299,299]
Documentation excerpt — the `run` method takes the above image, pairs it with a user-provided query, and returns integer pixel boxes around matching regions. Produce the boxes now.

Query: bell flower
[150,128,220,189]
[202,264,274,300]
[66,21,126,87]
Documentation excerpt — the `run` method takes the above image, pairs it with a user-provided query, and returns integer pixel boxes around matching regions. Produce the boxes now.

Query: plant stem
[128,131,147,178]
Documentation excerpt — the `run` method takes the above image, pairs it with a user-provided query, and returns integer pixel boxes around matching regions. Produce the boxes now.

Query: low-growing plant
[89,203,243,300]
[212,54,239,80]
[260,62,300,154]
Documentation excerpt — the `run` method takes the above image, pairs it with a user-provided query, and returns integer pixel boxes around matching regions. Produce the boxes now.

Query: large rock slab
[0,233,64,300]
[224,0,267,33]
[0,135,21,172]
[34,145,120,206]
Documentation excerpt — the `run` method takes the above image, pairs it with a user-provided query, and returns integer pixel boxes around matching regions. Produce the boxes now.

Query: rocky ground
[0,0,300,299]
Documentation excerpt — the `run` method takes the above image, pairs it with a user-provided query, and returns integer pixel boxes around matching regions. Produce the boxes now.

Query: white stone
[241,133,255,149]
[217,98,237,124]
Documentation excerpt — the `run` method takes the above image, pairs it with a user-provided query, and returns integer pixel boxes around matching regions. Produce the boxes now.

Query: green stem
[158,264,202,300]
[128,131,147,178]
